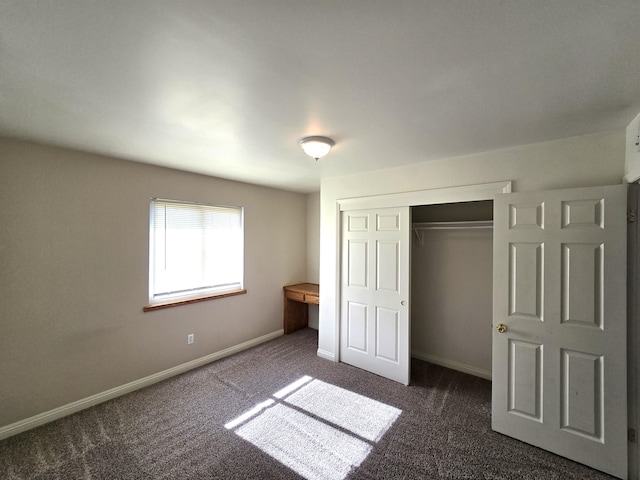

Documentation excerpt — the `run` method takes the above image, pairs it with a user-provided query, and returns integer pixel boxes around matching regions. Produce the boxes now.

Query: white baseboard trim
[0,329,284,441]
[317,348,336,361]
[412,351,492,381]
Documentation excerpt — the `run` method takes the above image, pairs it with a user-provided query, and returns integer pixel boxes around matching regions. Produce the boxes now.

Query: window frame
[144,198,246,312]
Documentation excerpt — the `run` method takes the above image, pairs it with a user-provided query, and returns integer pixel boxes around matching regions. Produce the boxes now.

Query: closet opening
[410,200,494,380]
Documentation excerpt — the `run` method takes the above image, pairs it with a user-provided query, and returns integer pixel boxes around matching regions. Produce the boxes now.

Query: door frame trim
[337,181,512,211]
[628,183,640,480]
[334,181,512,362]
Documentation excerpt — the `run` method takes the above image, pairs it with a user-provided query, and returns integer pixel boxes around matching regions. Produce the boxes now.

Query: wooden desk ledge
[283,283,319,334]
[283,283,319,295]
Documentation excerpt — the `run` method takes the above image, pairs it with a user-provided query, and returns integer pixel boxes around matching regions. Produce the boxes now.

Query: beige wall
[319,130,626,359]
[0,139,307,428]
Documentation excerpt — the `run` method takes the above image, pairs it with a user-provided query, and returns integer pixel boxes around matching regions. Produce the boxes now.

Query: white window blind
[149,199,244,302]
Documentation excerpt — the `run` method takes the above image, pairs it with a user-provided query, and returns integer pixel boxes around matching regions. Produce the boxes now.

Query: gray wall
[0,139,308,428]
[411,202,493,377]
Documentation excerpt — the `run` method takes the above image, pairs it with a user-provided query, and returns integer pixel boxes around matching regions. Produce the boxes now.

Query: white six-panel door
[340,207,411,385]
[492,185,627,479]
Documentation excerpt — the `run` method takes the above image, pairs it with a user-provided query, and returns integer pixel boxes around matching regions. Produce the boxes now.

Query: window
[147,199,244,309]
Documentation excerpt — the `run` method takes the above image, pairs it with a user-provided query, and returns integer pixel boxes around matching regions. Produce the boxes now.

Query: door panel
[561,349,602,439]
[340,207,410,385]
[509,242,544,319]
[347,239,368,287]
[377,241,400,291]
[375,307,399,362]
[508,339,543,421]
[346,302,368,352]
[561,243,603,327]
[493,185,627,479]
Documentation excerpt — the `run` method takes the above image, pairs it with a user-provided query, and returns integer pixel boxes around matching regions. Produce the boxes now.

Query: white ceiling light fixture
[298,136,335,161]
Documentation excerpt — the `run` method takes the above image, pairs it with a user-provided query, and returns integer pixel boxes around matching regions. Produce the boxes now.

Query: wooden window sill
[143,289,247,312]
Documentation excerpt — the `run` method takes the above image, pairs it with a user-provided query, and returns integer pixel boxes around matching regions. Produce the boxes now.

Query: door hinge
[629,428,637,443]
[628,209,636,223]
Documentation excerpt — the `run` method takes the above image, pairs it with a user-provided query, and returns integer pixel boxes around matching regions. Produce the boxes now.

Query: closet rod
[412,220,493,230]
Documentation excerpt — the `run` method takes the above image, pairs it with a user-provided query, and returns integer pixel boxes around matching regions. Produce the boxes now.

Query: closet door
[492,185,627,479]
[340,207,411,385]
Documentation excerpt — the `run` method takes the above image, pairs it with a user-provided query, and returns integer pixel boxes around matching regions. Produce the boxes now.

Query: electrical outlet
[187,334,194,345]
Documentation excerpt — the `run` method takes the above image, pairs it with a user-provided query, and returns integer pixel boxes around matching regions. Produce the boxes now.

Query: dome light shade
[298,136,335,160]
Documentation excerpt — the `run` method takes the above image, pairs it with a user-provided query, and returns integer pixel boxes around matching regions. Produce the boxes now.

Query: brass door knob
[496,324,507,333]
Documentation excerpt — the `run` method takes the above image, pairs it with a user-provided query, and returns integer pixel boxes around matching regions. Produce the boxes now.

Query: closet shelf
[412,220,493,230]
[412,220,493,245]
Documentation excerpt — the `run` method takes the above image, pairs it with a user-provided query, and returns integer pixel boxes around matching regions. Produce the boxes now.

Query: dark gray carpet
[0,328,616,479]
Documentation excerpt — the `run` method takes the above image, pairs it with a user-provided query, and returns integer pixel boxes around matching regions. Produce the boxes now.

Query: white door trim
[628,183,640,480]
[337,181,512,211]
[333,180,512,361]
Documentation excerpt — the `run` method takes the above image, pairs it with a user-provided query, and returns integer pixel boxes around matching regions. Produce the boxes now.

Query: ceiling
[1,1,639,193]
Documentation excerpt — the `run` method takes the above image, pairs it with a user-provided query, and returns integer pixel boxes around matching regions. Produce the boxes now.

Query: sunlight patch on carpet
[225,376,402,480]
[235,404,371,480]
[273,375,313,399]
[285,379,401,442]
[223,399,275,430]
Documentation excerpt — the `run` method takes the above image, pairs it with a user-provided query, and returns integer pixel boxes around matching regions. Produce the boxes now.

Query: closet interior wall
[411,200,494,379]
